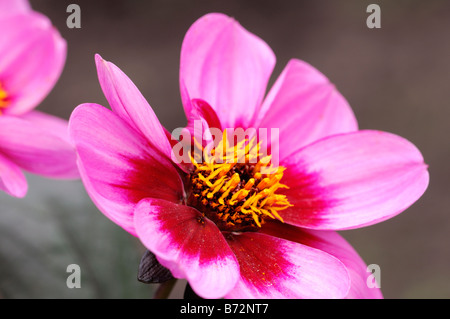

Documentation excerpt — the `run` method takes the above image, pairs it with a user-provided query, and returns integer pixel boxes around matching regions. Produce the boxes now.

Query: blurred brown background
[0,0,448,298]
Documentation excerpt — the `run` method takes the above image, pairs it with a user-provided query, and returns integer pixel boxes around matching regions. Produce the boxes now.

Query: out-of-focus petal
[134,198,240,299]
[261,222,383,299]
[256,59,358,160]
[279,130,429,230]
[0,12,66,115]
[225,231,350,298]
[180,13,275,129]
[0,115,78,179]
[0,152,27,198]
[20,110,72,143]
[0,0,31,18]
[69,103,184,236]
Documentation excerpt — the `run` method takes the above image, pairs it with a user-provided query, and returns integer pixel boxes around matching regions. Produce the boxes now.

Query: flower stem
[153,279,177,299]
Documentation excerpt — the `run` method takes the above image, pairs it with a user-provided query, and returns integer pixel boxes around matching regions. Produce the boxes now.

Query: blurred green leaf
[0,174,154,298]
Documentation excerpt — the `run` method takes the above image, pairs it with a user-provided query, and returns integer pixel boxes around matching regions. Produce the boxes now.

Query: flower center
[187,130,292,232]
[0,82,11,115]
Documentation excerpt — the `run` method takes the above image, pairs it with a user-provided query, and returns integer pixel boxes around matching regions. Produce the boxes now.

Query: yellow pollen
[0,82,11,115]
[188,129,292,231]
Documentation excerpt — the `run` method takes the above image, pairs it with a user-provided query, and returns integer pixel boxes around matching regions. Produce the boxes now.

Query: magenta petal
[261,222,383,299]
[225,232,349,299]
[0,0,31,18]
[179,79,193,120]
[256,59,358,160]
[134,198,240,299]
[0,115,78,179]
[0,153,27,198]
[184,99,222,146]
[189,99,222,131]
[280,130,429,230]
[171,99,222,168]
[0,12,66,115]
[180,13,275,129]
[69,103,184,236]
[95,54,173,159]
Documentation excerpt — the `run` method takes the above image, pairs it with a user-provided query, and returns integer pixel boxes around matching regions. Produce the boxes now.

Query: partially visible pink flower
[0,0,79,197]
[69,13,429,298]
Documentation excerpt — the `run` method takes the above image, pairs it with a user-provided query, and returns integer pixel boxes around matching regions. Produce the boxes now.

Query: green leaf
[0,174,154,298]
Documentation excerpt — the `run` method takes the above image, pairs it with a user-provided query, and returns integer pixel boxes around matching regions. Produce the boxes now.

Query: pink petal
[184,99,222,146]
[189,99,222,132]
[171,99,222,168]
[95,54,173,159]
[279,130,429,230]
[0,12,66,115]
[225,232,350,299]
[0,115,78,179]
[69,103,184,236]
[20,110,72,144]
[180,13,275,129]
[179,79,193,119]
[0,152,27,198]
[134,198,240,299]
[256,59,358,160]
[261,222,383,299]
[0,0,31,18]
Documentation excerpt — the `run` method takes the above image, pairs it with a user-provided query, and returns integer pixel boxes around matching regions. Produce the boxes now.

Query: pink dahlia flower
[0,0,79,197]
[69,13,429,298]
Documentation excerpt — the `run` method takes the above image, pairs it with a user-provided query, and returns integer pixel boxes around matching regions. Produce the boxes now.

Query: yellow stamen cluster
[0,82,10,115]
[188,130,292,232]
